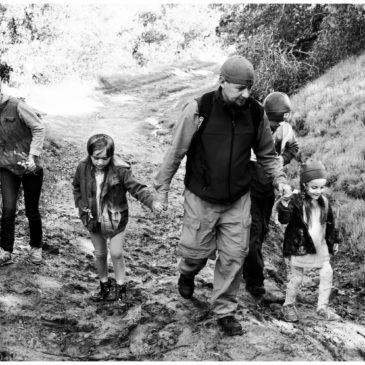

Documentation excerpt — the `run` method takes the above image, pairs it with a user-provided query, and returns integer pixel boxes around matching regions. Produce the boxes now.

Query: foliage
[216,4,365,100]
[0,62,13,83]
[0,4,224,86]
[130,4,223,67]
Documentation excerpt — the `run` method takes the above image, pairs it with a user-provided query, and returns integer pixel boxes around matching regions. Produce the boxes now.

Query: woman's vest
[0,97,33,175]
[184,90,263,204]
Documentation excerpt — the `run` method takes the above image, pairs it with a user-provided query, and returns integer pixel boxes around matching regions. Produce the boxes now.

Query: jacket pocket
[294,229,308,255]
[4,117,15,123]
[179,216,216,259]
[108,207,122,229]
[80,208,96,231]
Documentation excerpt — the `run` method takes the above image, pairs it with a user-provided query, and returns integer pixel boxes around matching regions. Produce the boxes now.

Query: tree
[216,4,365,99]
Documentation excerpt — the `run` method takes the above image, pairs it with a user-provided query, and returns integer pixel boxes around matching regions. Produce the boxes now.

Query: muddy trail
[1,62,364,361]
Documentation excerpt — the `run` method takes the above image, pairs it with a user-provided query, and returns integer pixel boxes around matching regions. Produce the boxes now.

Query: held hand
[82,207,93,219]
[333,244,339,255]
[278,155,284,167]
[25,155,37,172]
[278,183,292,198]
[278,183,292,207]
[152,200,168,215]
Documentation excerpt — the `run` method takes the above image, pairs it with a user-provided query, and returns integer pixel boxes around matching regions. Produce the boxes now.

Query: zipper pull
[232,120,235,127]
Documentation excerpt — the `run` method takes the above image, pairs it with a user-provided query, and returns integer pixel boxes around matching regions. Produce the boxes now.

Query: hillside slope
[289,52,365,255]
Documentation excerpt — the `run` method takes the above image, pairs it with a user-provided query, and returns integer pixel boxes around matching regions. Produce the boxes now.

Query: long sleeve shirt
[154,97,286,201]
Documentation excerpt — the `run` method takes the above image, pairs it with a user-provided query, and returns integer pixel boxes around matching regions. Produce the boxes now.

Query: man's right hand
[152,200,168,214]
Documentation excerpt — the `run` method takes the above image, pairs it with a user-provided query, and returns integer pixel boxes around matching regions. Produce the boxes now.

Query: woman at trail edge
[72,132,160,304]
[278,160,341,322]
[0,88,45,266]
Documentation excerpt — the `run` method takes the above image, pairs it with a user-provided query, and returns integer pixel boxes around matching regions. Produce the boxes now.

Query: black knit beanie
[220,56,255,86]
[300,160,326,184]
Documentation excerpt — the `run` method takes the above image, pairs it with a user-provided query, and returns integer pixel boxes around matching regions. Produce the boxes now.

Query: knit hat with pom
[300,160,327,184]
[220,56,255,86]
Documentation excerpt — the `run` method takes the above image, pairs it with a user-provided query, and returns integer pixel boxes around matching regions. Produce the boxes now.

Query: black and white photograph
[0,1,364,361]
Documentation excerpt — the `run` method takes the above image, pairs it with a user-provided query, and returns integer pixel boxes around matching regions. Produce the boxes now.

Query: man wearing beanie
[243,91,299,297]
[154,56,290,336]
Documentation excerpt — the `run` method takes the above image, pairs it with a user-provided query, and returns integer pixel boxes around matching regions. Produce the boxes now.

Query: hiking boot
[178,274,195,299]
[91,279,112,302]
[246,285,266,297]
[317,306,341,321]
[217,315,243,336]
[28,247,42,265]
[107,282,127,302]
[0,247,12,266]
[282,304,299,322]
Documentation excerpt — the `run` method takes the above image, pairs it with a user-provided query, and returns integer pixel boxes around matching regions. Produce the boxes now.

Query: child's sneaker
[282,304,299,322]
[0,247,12,266]
[28,247,42,265]
[316,306,341,321]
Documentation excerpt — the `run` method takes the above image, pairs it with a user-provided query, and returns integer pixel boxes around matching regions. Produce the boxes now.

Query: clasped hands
[16,152,37,172]
[278,183,293,207]
[152,193,168,216]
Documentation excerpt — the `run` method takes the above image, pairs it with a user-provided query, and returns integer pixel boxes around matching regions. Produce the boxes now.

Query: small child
[277,160,341,322]
[244,91,299,296]
[72,132,159,304]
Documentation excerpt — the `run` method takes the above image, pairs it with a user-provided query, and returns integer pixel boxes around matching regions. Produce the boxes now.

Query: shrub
[216,4,365,99]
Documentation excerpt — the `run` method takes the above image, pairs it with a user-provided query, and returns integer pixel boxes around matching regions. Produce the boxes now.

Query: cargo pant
[178,189,251,318]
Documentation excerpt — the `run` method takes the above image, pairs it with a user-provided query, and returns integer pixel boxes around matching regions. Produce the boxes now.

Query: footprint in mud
[141,301,177,325]
[0,349,14,361]
[63,282,89,294]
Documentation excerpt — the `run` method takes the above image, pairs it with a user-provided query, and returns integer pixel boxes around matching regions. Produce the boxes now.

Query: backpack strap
[0,97,10,116]
[195,90,215,136]
[248,97,264,150]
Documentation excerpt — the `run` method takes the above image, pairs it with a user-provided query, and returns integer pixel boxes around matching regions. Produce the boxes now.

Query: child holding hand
[73,132,161,304]
[277,160,341,322]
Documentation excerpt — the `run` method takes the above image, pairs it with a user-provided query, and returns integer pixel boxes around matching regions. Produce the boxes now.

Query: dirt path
[1,63,364,361]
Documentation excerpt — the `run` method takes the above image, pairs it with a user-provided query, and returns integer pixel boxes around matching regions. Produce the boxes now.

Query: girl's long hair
[87,134,115,158]
[300,183,328,226]
[87,134,116,206]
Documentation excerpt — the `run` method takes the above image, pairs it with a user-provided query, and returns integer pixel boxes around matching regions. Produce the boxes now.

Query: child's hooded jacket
[73,155,153,237]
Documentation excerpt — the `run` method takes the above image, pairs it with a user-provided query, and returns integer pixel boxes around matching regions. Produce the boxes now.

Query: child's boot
[91,279,112,302]
[316,306,341,321]
[107,282,126,303]
[282,304,299,322]
[0,247,12,266]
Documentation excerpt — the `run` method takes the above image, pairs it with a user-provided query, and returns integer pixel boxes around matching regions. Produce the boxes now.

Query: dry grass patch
[287,52,365,253]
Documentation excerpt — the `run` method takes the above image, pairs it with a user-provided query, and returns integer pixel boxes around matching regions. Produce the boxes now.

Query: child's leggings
[284,260,333,310]
[90,230,126,285]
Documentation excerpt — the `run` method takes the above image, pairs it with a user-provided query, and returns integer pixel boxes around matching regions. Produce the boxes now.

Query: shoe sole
[27,258,42,265]
[0,259,13,267]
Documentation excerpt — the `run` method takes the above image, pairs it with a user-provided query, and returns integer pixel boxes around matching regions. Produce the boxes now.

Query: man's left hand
[333,243,339,255]
[278,183,292,197]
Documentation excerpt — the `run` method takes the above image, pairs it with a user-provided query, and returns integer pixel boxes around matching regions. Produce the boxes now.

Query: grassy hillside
[287,52,365,253]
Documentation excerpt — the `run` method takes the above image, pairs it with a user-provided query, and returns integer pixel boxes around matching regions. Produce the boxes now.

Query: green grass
[288,52,365,253]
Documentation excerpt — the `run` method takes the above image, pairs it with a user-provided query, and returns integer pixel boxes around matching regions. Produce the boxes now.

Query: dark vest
[184,89,263,204]
[0,97,33,175]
